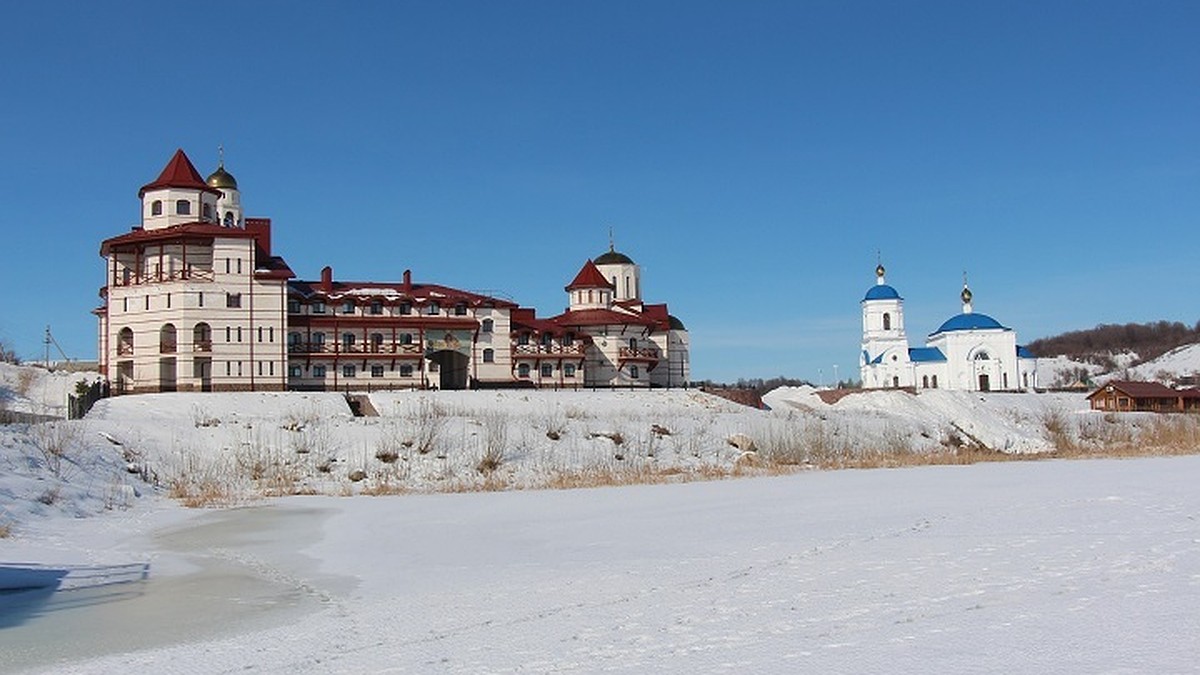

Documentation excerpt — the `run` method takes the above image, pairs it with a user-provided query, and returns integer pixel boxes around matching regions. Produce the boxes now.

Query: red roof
[100,222,258,255]
[551,308,659,328]
[288,277,518,309]
[139,149,222,198]
[565,260,614,291]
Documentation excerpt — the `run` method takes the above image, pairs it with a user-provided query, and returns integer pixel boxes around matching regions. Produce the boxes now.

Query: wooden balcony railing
[618,347,659,360]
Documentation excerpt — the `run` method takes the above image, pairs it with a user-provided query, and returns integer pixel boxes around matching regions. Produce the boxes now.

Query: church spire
[961,272,973,313]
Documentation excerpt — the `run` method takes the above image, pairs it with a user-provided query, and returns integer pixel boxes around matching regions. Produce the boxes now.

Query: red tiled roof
[138,149,222,198]
[640,303,672,331]
[551,308,659,328]
[289,278,518,308]
[100,222,257,255]
[565,260,614,291]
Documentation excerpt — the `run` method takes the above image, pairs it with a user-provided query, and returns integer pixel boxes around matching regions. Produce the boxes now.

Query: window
[454,303,467,316]
[288,332,302,348]
[563,333,574,346]
[236,326,242,342]
[225,258,231,274]
[400,364,414,377]
[342,365,356,378]
[974,351,990,361]
[629,338,638,350]
[517,363,531,378]
[540,363,553,378]
[198,291,204,307]
[518,333,529,346]
[225,326,231,342]
[257,327,263,342]
[224,212,234,227]
[202,203,212,220]
[117,327,134,355]
[400,302,411,315]
[151,200,162,216]
[371,333,384,351]
[312,332,325,346]
[883,313,891,330]
[481,318,493,333]
[288,299,300,313]
[194,323,212,351]
[892,376,900,388]
[313,365,327,378]
[401,333,414,345]
[426,302,440,316]
[564,364,576,378]
[922,375,929,388]
[541,333,553,347]
[289,365,302,378]
[342,301,355,314]
[371,365,384,378]
[167,293,172,308]
[268,327,274,342]
[226,293,242,308]
[931,375,938,389]
[312,301,326,314]
[370,301,383,315]
[630,365,640,379]
[237,258,242,274]
[482,348,494,363]
[175,199,190,215]
[342,333,356,350]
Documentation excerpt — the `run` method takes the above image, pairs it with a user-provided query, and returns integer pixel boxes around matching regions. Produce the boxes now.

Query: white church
[859,265,1038,391]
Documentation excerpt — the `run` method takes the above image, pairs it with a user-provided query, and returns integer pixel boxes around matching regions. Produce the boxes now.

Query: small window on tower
[224,212,233,227]
[176,200,190,215]
[202,203,212,220]
[151,200,163,216]
[883,313,891,330]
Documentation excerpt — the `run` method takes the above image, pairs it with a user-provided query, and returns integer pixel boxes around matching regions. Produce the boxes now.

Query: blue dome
[863,284,901,301]
[933,312,1008,334]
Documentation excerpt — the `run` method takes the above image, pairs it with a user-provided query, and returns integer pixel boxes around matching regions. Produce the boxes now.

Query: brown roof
[551,308,659,329]
[1088,380,1183,400]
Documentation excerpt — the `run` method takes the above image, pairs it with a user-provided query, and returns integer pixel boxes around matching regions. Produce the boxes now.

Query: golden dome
[875,264,886,279]
[961,286,973,304]
[206,164,237,189]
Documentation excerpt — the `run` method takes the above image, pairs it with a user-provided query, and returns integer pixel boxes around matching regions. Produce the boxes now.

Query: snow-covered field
[4,455,1199,673]
[3,360,1200,672]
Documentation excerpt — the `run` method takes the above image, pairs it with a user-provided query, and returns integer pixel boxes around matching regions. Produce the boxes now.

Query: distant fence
[68,381,109,420]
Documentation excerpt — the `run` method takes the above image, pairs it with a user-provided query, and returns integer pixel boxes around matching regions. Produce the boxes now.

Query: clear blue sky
[1,1,1196,383]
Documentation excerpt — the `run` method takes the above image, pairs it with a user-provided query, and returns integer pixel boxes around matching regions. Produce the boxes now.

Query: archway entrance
[427,350,469,390]
[978,373,990,391]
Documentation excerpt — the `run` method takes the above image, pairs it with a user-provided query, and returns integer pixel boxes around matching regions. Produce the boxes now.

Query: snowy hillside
[0,362,99,418]
[1125,343,1200,382]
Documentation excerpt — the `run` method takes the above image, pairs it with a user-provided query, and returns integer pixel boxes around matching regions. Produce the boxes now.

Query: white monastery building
[859,265,1037,391]
[96,150,689,393]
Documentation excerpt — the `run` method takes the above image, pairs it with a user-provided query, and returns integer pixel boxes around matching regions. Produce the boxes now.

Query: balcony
[513,344,586,356]
[160,341,177,354]
[193,340,213,352]
[618,347,659,361]
[288,342,423,356]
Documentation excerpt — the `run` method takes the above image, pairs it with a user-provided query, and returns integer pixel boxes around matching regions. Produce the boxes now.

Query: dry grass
[29,421,83,478]
[0,520,11,538]
[169,476,247,508]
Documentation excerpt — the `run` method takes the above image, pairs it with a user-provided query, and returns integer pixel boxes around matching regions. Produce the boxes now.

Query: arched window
[931,375,938,388]
[630,365,640,379]
[288,332,302,349]
[892,376,900,388]
[160,324,177,353]
[175,199,190,215]
[629,338,638,350]
[312,332,325,346]
[401,333,413,345]
[481,318,494,333]
[922,375,929,389]
[371,333,384,352]
[883,313,891,330]
[482,348,495,363]
[973,351,990,361]
[341,333,356,350]
[118,327,134,355]
[202,203,212,220]
[541,332,553,347]
[151,200,163,216]
[518,363,530,378]
[193,322,212,352]
[223,212,234,227]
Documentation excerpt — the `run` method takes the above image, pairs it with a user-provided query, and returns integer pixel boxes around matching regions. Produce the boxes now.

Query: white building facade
[860,265,1037,391]
[98,150,690,392]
